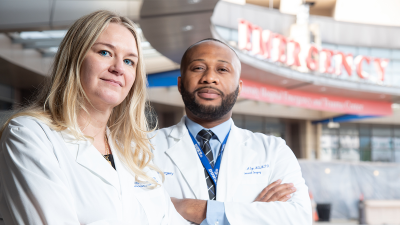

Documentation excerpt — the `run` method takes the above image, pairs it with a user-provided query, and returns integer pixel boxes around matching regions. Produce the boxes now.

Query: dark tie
[198,129,216,200]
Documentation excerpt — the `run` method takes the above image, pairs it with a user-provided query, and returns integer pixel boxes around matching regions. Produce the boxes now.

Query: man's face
[178,41,242,120]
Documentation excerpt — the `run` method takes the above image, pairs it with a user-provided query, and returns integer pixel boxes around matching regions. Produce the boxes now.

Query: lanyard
[187,128,230,187]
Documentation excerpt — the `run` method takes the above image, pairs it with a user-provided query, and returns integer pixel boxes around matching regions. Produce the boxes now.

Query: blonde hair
[1,10,162,186]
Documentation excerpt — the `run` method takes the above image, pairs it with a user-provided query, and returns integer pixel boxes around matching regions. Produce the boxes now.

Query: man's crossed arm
[171,179,296,224]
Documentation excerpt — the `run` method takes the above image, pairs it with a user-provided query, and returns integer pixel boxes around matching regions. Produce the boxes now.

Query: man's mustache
[193,86,224,97]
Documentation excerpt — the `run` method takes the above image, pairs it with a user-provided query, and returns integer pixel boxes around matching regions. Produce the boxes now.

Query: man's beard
[180,83,239,121]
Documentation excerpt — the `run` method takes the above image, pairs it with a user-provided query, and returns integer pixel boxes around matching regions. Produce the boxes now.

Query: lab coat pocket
[135,186,166,225]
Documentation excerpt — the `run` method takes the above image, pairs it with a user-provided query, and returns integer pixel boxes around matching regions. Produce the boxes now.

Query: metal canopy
[139,0,218,63]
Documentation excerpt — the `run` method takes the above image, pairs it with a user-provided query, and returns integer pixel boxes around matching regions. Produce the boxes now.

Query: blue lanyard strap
[187,128,230,188]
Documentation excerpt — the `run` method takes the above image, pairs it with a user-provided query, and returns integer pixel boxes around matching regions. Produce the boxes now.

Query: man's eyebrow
[189,59,231,64]
[218,60,231,64]
[189,59,205,63]
[93,42,138,58]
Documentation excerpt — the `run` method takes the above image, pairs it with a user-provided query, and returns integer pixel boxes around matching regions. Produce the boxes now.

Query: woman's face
[80,23,139,110]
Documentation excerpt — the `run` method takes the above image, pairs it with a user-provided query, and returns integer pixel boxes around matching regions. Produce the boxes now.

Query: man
[151,38,312,225]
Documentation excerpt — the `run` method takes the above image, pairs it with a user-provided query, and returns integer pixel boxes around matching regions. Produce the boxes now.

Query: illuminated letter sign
[237,19,390,83]
[306,46,319,71]
[238,19,252,51]
[355,56,370,79]
[374,58,389,81]
[334,52,353,76]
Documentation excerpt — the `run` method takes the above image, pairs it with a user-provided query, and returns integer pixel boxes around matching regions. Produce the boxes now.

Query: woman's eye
[99,50,110,57]
[124,59,134,66]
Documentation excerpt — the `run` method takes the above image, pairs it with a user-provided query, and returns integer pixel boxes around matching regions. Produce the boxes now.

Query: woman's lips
[197,89,221,99]
[101,78,122,87]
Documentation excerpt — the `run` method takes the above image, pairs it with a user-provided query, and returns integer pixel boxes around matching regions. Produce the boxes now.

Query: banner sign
[241,79,392,116]
[238,20,389,83]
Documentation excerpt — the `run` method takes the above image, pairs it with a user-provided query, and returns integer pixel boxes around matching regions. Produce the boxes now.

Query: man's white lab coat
[151,117,312,225]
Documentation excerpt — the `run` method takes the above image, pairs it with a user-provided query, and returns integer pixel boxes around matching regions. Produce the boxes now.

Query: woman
[0,10,186,225]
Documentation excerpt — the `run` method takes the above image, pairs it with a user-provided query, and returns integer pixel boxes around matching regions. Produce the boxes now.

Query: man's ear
[177,76,182,94]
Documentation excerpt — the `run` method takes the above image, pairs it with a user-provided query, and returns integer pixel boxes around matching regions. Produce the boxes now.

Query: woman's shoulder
[1,116,54,143]
[6,115,47,131]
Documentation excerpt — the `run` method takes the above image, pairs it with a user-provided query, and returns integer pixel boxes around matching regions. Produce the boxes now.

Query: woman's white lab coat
[0,116,186,225]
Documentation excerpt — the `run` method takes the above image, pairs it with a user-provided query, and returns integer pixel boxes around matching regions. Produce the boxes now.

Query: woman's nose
[109,58,125,76]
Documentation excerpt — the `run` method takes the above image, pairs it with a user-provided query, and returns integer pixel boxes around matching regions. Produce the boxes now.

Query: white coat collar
[165,117,209,199]
[215,124,257,202]
[166,117,257,201]
[60,128,121,194]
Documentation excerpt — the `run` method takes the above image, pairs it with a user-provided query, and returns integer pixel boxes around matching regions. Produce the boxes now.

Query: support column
[315,123,322,160]
[300,120,315,159]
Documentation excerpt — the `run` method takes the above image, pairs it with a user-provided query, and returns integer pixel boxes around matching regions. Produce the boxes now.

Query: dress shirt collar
[185,116,232,142]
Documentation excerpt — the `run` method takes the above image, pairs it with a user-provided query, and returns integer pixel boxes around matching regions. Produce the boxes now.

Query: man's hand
[254,179,296,202]
[171,197,207,224]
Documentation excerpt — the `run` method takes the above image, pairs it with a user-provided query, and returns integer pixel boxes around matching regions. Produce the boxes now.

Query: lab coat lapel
[61,131,121,194]
[112,149,137,221]
[216,124,256,202]
[165,118,209,200]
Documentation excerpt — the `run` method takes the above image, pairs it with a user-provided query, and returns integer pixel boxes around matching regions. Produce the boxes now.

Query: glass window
[215,26,231,41]
[356,47,370,56]
[265,122,285,138]
[338,125,360,161]
[244,115,263,133]
[321,125,339,160]
[360,136,371,161]
[337,45,357,55]
[371,125,393,162]
[232,114,244,129]
[392,49,400,60]
[391,60,400,72]
[372,126,392,136]
[321,43,336,50]
[370,48,391,58]
[231,29,238,43]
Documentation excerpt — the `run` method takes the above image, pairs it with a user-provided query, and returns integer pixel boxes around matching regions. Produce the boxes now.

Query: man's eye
[99,50,110,57]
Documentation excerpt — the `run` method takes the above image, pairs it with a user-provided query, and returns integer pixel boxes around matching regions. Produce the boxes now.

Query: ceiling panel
[141,0,216,17]
[53,1,140,25]
[0,0,50,30]
[0,0,142,32]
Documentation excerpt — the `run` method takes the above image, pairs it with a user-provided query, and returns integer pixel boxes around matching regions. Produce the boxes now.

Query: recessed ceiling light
[182,25,193,31]
[188,0,202,4]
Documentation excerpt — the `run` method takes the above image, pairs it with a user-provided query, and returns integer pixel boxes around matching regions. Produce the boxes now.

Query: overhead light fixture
[327,118,340,129]
[188,0,202,4]
[182,25,193,31]
[373,170,379,176]
[392,103,400,109]
[325,168,331,174]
